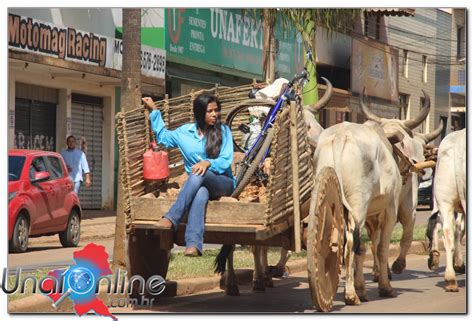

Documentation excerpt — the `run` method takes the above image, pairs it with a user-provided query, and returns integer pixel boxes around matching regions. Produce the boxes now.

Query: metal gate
[15,98,56,151]
[71,94,103,209]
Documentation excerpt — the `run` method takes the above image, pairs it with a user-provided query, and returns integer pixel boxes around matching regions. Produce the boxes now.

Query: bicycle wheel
[226,99,275,153]
[231,127,275,198]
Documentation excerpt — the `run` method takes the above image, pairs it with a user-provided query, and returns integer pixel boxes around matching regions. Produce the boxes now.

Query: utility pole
[112,8,142,268]
[263,9,276,83]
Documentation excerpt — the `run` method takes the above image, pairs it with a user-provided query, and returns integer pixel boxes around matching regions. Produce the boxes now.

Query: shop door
[71,94,103,209]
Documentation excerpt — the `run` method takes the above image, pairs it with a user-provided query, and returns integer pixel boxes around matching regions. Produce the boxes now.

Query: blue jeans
[164,171,234,253]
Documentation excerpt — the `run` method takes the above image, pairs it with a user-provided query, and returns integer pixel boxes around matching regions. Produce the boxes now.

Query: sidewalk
[29,210,116,246]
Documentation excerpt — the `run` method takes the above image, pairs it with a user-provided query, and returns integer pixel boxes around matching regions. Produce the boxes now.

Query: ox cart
[116,83,345,312]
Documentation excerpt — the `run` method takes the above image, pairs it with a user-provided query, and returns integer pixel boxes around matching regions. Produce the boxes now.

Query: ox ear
[386,130,405,144]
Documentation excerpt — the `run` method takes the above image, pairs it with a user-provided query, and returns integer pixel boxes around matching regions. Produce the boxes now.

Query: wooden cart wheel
[307,167,345,312]
[126,229,171,298]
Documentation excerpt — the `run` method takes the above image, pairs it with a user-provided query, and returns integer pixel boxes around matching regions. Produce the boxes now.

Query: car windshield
[9,155,26,181]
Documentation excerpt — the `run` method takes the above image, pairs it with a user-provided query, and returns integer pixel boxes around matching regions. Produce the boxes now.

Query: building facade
[164,9,305,96]
[360,9,459,143]
[8,8,166,209]
[449,8,466,131]
[303,8,460,144]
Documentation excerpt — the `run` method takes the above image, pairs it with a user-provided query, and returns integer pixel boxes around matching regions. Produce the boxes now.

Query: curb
[8,283,123,313]
[7,240,438,313]
[29,232,115,246]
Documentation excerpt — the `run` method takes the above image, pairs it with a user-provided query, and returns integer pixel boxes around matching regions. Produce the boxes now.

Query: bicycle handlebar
[288,69,308,87]
[288,50,313,87]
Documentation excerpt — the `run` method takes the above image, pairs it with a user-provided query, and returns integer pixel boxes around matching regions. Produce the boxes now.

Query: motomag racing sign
[8,13,165,79]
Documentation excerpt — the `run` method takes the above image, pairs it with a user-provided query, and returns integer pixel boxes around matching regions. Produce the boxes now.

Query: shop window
[419,97,426,133]
[375,16,381,40]
[458,70,465,85]
[403,50,409,78]
[440,116,448,139]
[457,26,465,60]
[399,93,410,120]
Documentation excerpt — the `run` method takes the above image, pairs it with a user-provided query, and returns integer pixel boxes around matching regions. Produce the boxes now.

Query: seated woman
[143,94,235,257]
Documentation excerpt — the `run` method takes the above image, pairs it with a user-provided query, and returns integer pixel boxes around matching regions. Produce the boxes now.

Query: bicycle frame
[243,52,311,160]
[244,87,289,158]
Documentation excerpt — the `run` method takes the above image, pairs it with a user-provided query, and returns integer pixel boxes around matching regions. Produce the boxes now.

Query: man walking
[61,135,91,194]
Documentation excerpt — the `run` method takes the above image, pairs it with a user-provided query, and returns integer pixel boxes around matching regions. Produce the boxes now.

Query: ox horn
[359,87,382,123]
[403,90,431,130]
[421,121,444,143]
[304,77,333,113]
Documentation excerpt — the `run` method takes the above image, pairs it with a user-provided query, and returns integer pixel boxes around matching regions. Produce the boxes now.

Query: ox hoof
[268,265,285,278]
[225,284,240,296]
[372,274,379,283]
[444,279,459,292]
[428,251,440,271]
[454,263,466,274]
[263,277,274,288]
[391,259,406,274]
[379,288,397,298]
[252,280,266,292]
[356,291,369,302]
[344,293,361,306]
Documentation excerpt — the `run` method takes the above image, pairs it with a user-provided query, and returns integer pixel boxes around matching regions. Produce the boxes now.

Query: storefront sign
[165,9,303,79]
[351,37,399,103]
[8,13,166,79]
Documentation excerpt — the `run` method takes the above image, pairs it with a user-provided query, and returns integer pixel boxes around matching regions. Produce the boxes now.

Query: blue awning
[450,85,465,94]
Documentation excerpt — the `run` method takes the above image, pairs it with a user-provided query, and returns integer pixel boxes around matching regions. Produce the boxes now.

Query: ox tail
[332,131,361,255]
[353,223,362,256]
[454,140,466,214]
[214,244,232,275]
[332,131,352,213]
[426,211,440,251]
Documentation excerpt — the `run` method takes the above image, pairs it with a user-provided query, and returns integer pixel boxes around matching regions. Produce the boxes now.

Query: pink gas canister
[143,142,169,181]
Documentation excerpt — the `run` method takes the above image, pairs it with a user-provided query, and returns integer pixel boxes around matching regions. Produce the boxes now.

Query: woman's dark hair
[193,93,222,159]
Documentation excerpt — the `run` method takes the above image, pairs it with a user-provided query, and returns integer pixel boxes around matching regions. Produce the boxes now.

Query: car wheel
[10,214,29,253]
[59,210,81,247]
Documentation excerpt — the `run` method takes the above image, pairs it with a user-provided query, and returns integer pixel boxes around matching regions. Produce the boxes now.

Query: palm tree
[262,9,360,106]
[113,8,142,268]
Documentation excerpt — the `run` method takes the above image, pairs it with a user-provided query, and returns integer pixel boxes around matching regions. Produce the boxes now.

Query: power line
[321,24,466,65]
[384,23,466,44]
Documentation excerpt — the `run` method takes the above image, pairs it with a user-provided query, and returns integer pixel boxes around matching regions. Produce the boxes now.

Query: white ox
[433,129,466,292]
[314,94,403,304]
[359,93,444,281]
[251,78,333,291]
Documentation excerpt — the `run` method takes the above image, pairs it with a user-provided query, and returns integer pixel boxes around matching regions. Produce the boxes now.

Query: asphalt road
[111,249,466,314]
[7,239,116,272]
[7,238,221,272]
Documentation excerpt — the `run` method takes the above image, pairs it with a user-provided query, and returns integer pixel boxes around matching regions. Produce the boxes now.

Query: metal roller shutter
[71,95,103,209]
[15,98,56,151]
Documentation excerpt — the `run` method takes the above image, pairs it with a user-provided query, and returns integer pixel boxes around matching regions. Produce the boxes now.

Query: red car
[8,149,82,253]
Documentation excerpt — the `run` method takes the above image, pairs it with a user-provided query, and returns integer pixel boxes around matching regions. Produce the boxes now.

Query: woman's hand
[192,160,211,176]
[142,97,157,110]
